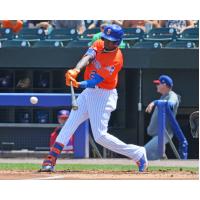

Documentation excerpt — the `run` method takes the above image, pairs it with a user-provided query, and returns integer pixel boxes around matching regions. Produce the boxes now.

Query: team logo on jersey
[90,70,96,79]
[105,66,115,75]
[92,60,101,69]
[107,29,112,35]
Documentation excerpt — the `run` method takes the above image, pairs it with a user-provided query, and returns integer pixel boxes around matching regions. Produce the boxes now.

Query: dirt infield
[0,169,198,180]
[0,159,198,180]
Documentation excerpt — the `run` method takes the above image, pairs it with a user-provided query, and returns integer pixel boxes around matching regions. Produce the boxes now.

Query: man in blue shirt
[145,75,180,160]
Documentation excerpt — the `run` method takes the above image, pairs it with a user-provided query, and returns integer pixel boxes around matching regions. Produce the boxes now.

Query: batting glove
[65,68,80,86]
[66,68,80,79]
[71,79,80,88]
[65,76,80,88]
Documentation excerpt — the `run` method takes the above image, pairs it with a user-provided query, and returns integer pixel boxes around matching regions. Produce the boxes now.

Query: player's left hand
[65,69,80,80]
[65,69,80,87]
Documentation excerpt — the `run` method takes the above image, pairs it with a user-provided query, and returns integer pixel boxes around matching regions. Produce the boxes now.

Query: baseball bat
[70,81,78,110]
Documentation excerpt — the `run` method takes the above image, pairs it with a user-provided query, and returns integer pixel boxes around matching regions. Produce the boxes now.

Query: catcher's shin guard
[39,142,64,172]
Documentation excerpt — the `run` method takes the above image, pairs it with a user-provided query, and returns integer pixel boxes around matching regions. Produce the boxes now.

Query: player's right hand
[71,80,80,88]
[66,78,80,88]
[65,76,77,86]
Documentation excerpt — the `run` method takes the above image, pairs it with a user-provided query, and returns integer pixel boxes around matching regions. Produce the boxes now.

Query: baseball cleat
[38,165,55,172]
[38,155,56,172]
[136,148,148,172]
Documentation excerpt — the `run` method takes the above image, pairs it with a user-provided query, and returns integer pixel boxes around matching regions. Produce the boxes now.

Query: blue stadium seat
[123,28,144,42]
[131,41,162,48]
[177,28,199,41]
[194,21,199,28]
[35,110,49,123]
[0,72,13,88]
[79,28,100,40]
[16,110,31,123]
[144,28,177,42]
[0,40,30,48]
[47,28,78,42]
[65,40,89,48]
[165,41,196,48]
[32,40,64,47]
[0,28,14,41]
[84,20,95,29]
[14,28,46,41]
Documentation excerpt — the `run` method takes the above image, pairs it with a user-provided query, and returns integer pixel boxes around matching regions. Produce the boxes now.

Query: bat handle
[70,81,78,110]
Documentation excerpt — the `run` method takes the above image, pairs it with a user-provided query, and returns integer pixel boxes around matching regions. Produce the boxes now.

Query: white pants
[56,88,144,161]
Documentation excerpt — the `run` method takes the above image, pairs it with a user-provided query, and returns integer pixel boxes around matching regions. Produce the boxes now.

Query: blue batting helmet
[57,110,70,119]
[101,24,124,46]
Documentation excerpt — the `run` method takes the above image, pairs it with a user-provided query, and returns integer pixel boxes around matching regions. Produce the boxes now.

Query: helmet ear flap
[114,39,122,46]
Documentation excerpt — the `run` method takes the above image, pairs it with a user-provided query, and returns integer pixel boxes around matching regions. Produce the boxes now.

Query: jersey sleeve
[84,48,96,60]
[84,39,103,60]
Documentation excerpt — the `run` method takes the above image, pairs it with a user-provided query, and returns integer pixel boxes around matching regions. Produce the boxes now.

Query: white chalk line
[24,174,68,180]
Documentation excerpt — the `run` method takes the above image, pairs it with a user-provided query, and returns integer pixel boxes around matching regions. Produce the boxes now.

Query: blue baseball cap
[153,75,173,88]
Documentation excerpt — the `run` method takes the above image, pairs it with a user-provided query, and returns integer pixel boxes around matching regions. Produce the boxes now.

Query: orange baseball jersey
[2,20,23,33]
[84,39,123,90]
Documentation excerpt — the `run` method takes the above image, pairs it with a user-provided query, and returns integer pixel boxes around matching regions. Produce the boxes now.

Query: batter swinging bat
[70,81,78,110]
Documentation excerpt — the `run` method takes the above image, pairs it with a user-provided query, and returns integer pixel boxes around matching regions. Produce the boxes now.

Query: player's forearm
[75,55,91,72]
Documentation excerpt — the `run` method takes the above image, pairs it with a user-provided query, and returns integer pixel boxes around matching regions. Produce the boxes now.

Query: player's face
[156,83,169,94]
[104,39,117,51]
[58,117,68,125]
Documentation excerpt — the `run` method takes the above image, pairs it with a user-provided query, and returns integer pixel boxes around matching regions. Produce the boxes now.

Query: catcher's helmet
[101,24,124,45]
[57,110,70,119]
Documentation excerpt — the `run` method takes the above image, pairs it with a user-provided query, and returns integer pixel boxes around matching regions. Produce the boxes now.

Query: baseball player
[144,75,180,160]
[50,110,74,152]
[39,24,148,172]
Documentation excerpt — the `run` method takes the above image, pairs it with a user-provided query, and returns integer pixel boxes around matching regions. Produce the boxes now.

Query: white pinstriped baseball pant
[56,88,145,161]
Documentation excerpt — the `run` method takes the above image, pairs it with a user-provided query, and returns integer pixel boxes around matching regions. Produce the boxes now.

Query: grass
[0,163,198,172]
